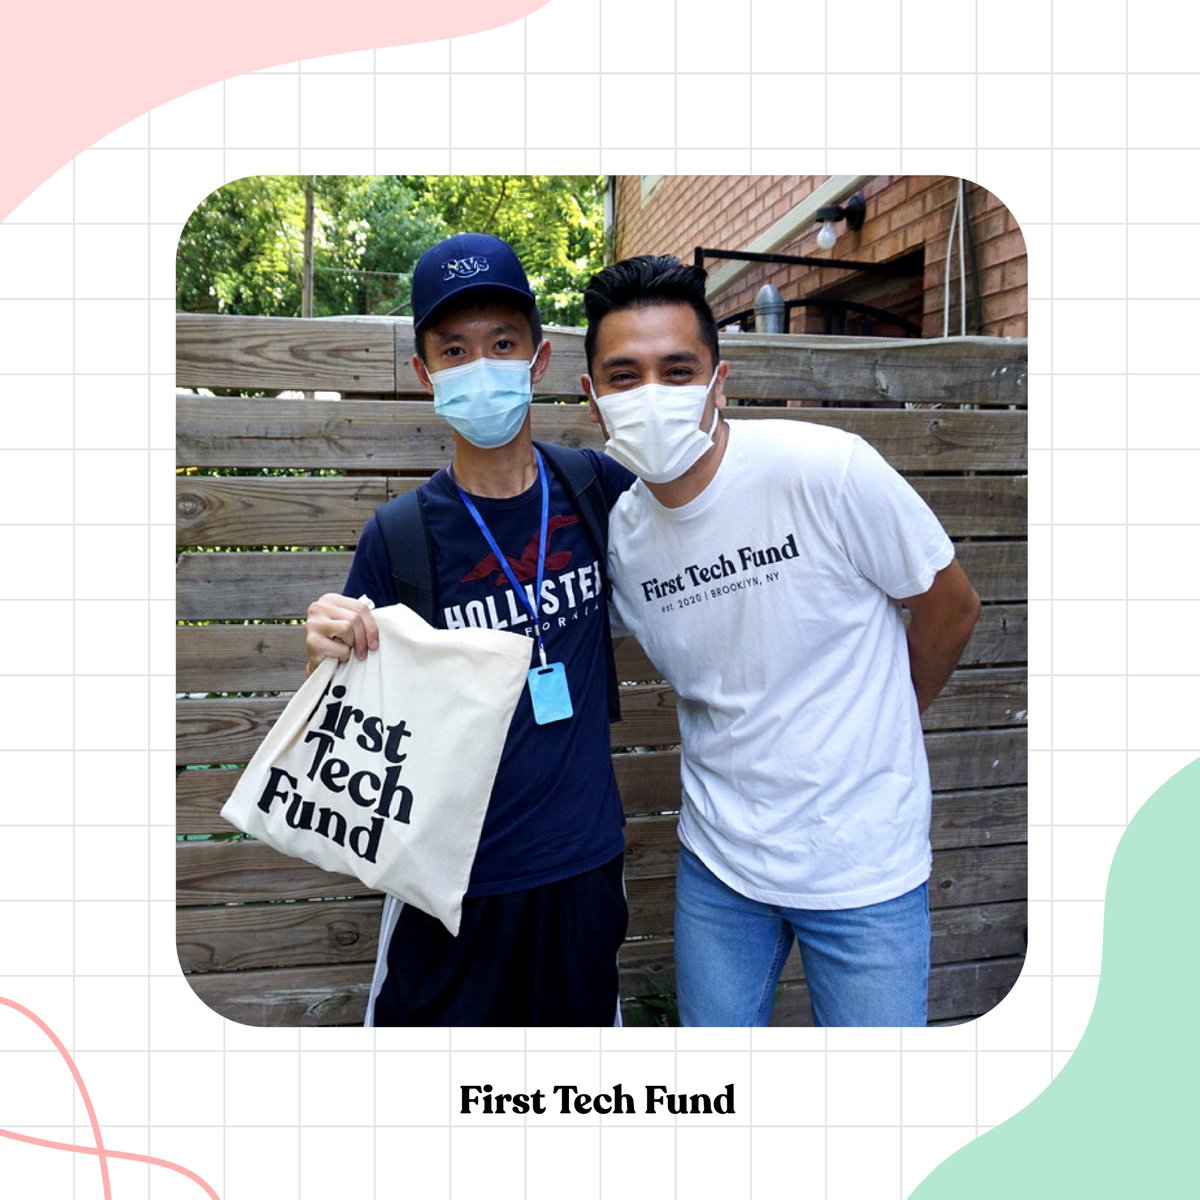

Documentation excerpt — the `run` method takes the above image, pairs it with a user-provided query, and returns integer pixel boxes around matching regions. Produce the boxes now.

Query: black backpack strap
[535,441,623,723]
[536,440,609,558]
[373,487,437,624]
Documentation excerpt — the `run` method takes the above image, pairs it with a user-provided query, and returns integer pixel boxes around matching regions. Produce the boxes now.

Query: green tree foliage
[177,176,299,315]
[176,175,607,327]
[413,176,606,326]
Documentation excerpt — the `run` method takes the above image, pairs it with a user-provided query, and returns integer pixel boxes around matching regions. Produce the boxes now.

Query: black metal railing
[715,297,922,338]
[694,246,914,278]
[694,246,921,338]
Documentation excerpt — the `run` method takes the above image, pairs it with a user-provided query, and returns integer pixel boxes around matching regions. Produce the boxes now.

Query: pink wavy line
[0,996,221,1200]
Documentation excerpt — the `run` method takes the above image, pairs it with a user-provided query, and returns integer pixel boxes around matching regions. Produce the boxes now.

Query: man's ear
[530,338,552,385]
[411,354,434,397]
[713,359,730,409]
[581,376,607,433]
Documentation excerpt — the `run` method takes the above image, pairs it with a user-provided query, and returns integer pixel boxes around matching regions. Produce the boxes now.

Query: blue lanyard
[452,448,550,667]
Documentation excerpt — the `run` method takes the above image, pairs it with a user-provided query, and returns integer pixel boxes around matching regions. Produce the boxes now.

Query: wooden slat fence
[177,313,1027,1027]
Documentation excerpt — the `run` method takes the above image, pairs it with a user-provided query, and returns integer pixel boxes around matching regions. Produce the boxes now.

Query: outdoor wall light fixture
[814,194,866,250]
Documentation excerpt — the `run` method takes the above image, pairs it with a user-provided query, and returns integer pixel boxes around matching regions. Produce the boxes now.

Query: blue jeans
[674,846,931,1027]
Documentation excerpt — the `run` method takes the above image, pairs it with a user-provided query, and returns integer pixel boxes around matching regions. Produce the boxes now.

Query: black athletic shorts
[370,851,628,1027]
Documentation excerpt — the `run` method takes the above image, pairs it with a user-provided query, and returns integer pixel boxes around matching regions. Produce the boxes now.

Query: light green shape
[910,757,1200,1198]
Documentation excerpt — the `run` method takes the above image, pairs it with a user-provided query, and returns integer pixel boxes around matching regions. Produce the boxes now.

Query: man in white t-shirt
[580,255,981,1026]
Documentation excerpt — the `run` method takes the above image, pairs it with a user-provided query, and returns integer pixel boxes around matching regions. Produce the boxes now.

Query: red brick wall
[612,176,1027,339]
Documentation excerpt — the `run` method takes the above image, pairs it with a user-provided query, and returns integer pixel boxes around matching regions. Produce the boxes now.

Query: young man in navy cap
[305,233,634,1026]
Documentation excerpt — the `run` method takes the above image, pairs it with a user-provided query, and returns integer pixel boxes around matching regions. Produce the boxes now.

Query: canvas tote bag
[221,601,532,935]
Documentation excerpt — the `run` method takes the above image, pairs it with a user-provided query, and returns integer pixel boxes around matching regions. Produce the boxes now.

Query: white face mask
[589,368,721,484]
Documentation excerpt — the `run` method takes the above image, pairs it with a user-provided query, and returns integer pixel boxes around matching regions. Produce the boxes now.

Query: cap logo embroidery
[441,255,490,281]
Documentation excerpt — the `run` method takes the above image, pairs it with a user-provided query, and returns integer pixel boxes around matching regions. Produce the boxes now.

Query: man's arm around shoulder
[902,559,981,714]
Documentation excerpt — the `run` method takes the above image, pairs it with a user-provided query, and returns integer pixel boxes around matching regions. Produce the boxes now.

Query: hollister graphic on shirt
[442,511,605,636]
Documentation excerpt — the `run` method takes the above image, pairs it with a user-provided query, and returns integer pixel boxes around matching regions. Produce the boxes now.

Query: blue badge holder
[528,661,573,725]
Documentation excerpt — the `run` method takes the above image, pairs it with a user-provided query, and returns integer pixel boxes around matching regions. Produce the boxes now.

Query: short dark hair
[413,289,543,363]
[583,255,720,376]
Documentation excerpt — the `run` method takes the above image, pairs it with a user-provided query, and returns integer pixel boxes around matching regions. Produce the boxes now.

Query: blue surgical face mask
[430,353,537,448]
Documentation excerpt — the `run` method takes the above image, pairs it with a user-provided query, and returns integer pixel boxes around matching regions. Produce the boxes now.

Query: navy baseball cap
[411,232,536,333]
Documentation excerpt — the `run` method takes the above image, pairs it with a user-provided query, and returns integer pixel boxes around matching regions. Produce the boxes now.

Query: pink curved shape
[1,0,550,222]
[0,995,221,1199]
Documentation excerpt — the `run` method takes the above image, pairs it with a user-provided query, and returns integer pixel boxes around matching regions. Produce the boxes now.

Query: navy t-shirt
[343,449,635,896]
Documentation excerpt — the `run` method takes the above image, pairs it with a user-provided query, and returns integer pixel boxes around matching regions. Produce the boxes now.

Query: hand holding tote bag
[220,602,532,935]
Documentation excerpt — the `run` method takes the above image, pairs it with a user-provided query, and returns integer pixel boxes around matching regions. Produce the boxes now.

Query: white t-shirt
[608,419,954,910]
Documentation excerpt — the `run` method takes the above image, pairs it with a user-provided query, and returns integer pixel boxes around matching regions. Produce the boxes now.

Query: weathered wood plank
[922,667,1026,731]
[622,814,683,878]
[955,542,1026,603]
[177,839,375,905]
[178,396,1026,473]
[768,956,1023,1027]
[178,897,382,973]
[929,787,1027,850]
[176,625,308,694]
[182,952,1024,1027]
[589,749,688,816]
[175,697,283,764]
[176,550,352,620]
[178,314,1026,407]
[173,623,654,697]
[177,314,576,398]
[172,758,692,833]
[176,767,244,833]
[175,734,1027,830]
[610,751,679,817]
[175,731,1029,807]
[625,874,677,939]
[185,962,372,1027]
[928,899,1027,963]
[610,685,680,747]
[175,603,1027,695]
[926,728,1027,792]
[163,684,616,766]
[177,314,399,393]
[615,937,682,1000]
[961,603,1027,667]
[176,472,1026,548]
[177,837,1022,917]
[172,841,679,939]
[176,475,420,547]
[175,667,1026,766]
[175,540,1026,620]
[178,893,1025,978]
[716,334,1028,408]
[181,755,649,833]
[930,844,1026,908]
[177,756,1023,854]
[617,899,1026,998]
[912,476,1026,538]
[925,955,1024,1020]
[621,668,1026,748]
